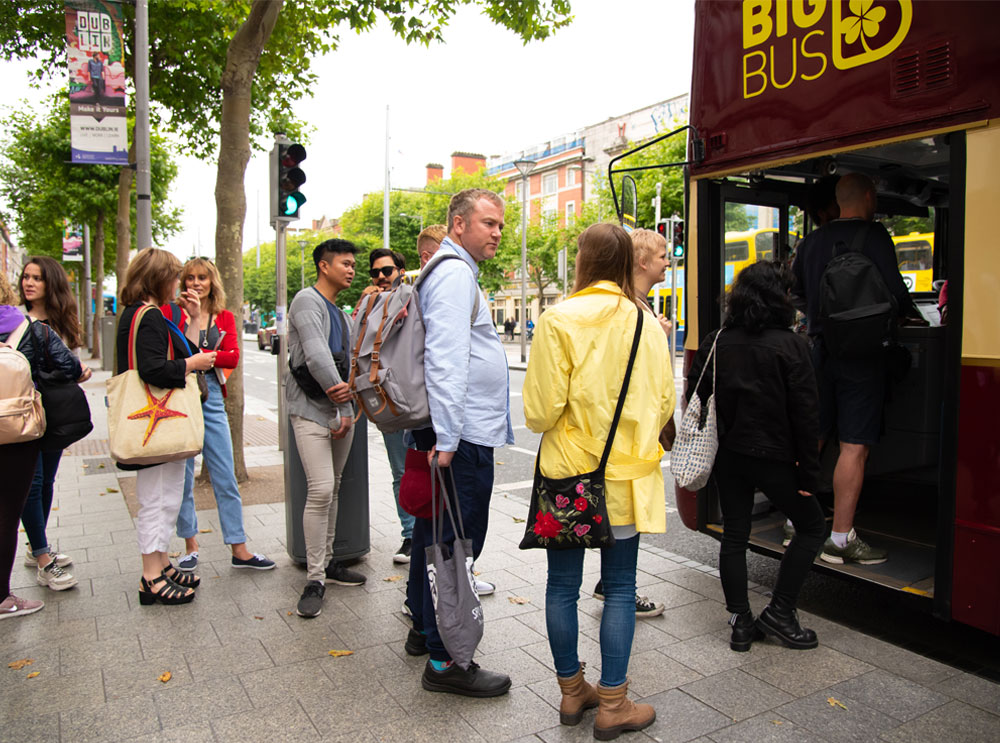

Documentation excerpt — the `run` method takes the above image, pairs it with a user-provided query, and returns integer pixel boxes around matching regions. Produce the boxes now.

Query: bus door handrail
[608,125,705,224]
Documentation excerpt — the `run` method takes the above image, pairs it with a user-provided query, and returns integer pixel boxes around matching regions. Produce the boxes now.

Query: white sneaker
[37,562,79,591]
[475,579,495,596]
[0,594,44,619]
[24,547,72,568]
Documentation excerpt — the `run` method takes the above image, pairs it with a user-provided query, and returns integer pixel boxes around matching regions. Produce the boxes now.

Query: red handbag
[399,448,442,519]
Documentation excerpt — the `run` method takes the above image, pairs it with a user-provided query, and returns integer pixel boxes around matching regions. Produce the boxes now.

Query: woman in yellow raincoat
[523,222,675,740]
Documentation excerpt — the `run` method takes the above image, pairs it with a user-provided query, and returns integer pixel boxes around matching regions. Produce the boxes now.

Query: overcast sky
[3,0,695,260]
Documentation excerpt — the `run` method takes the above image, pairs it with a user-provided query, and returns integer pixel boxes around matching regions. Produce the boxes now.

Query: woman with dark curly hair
[687,261,826,652]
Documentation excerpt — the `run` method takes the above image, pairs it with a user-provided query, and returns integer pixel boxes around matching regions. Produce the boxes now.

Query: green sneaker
[820,529,888,565]
[782,522,795,547]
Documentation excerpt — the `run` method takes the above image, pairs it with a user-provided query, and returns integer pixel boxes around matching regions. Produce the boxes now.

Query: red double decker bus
[672,0,1000,635]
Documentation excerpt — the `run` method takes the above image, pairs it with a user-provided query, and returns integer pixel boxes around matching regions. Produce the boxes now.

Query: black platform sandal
[139,574,195,605]
[163,564,201,588]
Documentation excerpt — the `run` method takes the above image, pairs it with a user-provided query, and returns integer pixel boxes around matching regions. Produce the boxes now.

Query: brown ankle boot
[594,680,656,741]
[556,665,599,725]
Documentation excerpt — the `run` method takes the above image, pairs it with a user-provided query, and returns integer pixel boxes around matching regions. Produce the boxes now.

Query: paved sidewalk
[3,365,1000,743]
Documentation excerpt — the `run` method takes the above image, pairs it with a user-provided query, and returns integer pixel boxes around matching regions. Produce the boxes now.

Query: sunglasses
[369,266,396,279]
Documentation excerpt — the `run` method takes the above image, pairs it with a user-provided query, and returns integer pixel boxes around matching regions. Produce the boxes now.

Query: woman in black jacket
[687,261,826,651]
[116,248,215,606]
[0,272,82,619]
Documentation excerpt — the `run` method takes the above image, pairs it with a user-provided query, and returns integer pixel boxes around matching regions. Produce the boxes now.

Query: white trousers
[291,415,356,582]
[135,459,186,555]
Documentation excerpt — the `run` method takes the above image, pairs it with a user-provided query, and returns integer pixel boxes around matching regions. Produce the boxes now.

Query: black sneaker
[296,580,325,618]
[593,581,664,617]
[404,627,428,656]
[421,661,511,697]
[231,553,276,570]
[393,538,412,565]
[324,562,367,586]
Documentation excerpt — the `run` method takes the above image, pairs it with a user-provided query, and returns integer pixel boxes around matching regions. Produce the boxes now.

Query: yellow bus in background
[724,228,797,287]
[892,232,934,293]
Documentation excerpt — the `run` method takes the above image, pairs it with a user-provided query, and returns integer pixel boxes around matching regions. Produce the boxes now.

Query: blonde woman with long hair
[162,258,274,572]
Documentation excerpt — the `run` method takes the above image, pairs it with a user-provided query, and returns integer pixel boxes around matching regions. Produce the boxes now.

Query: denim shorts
[812,338,886,446]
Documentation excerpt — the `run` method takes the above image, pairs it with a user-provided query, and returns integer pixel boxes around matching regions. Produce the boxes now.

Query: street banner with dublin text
[66,0,128,165]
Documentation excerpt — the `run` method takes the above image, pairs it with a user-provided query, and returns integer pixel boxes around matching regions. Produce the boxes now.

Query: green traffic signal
[275,142,306,221]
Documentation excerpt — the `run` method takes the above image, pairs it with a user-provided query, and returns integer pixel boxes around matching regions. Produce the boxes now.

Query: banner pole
[134,0,152,250]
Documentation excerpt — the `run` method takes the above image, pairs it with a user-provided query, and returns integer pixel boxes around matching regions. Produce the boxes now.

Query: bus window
[755,230,777,262]
[724,240,749,262]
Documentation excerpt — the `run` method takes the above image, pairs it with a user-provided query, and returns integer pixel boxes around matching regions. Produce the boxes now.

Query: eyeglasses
[369,266,396,279]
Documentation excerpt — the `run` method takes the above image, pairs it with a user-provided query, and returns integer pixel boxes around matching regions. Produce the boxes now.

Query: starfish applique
[127,386,188,445]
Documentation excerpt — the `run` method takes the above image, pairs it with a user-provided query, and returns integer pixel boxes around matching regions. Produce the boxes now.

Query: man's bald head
[836,173,876,220]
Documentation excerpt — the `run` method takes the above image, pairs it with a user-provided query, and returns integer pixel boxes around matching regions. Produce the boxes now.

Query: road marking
[494,479,534,491]
[507,446,536,457]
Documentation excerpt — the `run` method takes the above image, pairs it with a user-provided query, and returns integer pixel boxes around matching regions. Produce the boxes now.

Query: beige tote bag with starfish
[107,305,203,466]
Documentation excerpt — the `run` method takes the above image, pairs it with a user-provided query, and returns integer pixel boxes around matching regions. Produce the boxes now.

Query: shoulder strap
[832,223,870,258]
[691,328,723,401]
[415,252,480,326]
[4,317,31,352]
[168,302,184,330]
[598,308,645,471]
[128,305,157,370]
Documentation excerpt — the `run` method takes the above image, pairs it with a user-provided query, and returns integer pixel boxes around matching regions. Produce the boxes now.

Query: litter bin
[284,415,370,564]
[100,316,117,372]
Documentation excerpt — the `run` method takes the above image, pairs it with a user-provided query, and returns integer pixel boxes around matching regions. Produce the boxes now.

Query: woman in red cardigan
[162,258,275,572]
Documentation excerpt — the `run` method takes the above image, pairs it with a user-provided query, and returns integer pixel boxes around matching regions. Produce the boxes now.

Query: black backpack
[819,224,897,359]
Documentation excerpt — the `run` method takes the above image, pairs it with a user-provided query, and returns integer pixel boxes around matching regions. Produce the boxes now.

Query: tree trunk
[215,0,283,483]
[116,138,137,288]
[91,210,106,360]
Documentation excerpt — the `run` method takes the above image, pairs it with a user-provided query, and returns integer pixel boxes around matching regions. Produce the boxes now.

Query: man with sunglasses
[361,248,414,564]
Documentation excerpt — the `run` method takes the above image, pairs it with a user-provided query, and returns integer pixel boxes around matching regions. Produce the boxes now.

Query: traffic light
[671,218,685,258]
[270,141,306,223]
[656,219,668,241]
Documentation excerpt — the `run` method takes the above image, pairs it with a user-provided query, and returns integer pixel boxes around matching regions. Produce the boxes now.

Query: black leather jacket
[0,317,83,382]
[687,326,821,492]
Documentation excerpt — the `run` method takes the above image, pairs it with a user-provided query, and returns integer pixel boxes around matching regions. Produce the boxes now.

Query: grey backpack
[348,251,479,434]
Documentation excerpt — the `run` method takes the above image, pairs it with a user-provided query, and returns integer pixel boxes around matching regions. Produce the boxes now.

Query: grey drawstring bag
[425,457,484,670]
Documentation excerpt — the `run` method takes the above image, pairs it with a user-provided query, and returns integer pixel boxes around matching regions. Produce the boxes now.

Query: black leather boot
[729,611,764,652]
[756,597,818,650]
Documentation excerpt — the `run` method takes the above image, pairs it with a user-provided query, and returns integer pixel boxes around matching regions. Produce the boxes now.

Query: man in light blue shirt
[410,188,514,698]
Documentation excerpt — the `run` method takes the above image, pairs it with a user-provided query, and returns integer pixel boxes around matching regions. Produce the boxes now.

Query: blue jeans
[546,535,640,688]
[383,430,413,540]
[175,374,247,544]
[21,450,63,556]
[409,440,493,662]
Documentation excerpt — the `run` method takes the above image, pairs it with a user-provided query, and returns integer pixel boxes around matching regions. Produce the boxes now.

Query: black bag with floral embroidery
[519,310,643,550]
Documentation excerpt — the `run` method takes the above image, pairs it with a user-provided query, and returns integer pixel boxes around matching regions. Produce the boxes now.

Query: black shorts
[811,339,885,446]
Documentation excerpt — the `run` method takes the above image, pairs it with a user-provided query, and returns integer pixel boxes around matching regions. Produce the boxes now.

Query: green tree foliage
[882,213,934,237]
[335,167,519,306]
[242,235,318,314]
[591,124,688,230]
[0,95,179,266]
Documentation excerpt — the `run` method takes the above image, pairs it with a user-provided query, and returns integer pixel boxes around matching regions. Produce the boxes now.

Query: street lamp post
[399,213,424,232]
[297,240,307,289]
[514,159,536,363]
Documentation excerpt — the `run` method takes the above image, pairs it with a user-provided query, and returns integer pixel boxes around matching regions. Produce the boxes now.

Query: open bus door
[608,125,704,354]
[683,139,960,625]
